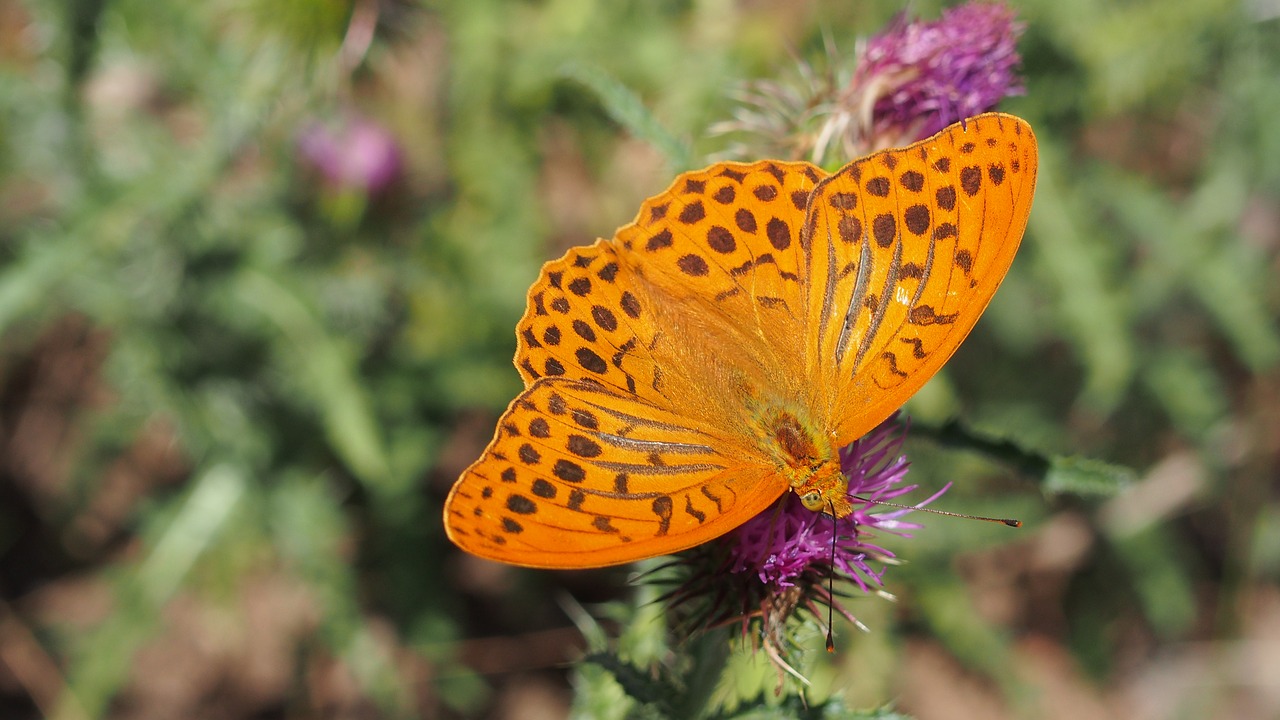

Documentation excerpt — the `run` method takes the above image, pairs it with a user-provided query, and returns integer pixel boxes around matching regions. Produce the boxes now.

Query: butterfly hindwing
[444,377,786,568]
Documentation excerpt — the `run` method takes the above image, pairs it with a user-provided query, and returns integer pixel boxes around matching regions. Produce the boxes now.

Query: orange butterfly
[444,113,1037,568]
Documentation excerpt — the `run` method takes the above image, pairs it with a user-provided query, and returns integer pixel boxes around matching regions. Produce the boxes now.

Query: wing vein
[835,237,874,365]
[587,460,726,475]
[851,238,901,375]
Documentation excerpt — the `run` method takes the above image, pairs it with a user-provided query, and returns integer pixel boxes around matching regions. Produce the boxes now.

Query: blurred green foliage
[0,0,1277,718]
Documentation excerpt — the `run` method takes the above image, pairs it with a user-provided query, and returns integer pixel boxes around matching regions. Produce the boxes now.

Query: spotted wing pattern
[514,240,670,408]
[445,113,1038,568]
[514,162,828,413]
[445,377,781,568]
[803,113,1037,444]
[611,161,826,328]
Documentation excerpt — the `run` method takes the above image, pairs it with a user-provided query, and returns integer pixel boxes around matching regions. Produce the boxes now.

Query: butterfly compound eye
[800,491,824,511]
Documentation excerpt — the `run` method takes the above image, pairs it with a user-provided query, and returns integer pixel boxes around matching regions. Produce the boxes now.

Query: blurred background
[1,0,1278,718]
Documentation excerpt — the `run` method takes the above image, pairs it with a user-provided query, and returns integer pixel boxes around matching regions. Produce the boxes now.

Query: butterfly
[444,113,1037,568]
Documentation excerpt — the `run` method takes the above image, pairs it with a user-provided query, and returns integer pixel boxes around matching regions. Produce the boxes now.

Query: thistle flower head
[847,2,1025,151]
[662,414,944,683]
[715,1,1024,164]
[727,417,917,592]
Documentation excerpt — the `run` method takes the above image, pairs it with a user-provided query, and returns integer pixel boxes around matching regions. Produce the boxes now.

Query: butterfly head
[794,462,853,518]
[765,410,855,518]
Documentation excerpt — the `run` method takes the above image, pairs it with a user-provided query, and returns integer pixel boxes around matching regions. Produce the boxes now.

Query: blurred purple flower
[848,2,1025,148]
[298,115,402,194]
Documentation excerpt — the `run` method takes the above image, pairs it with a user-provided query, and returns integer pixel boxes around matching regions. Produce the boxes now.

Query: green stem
[908,419,1050,479]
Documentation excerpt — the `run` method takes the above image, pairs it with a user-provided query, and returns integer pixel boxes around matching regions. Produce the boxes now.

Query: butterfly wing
[513,239,669,404]
[449,161,834,568]
[444,377,783,568]
[801,112,1038,444]
[514,162,828,417]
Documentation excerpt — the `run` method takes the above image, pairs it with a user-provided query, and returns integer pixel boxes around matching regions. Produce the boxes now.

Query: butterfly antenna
[826,501,837,653]
[852,495,1022,527]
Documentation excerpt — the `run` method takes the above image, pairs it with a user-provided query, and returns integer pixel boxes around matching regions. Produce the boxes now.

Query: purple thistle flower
[714,1,1024,164]
[298,114,402,195]
[661,414,944,683]
[726,414,927,593]
[846,2,1025,151]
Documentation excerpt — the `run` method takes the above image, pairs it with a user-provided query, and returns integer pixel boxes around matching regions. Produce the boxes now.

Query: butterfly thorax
[765,412,853,518]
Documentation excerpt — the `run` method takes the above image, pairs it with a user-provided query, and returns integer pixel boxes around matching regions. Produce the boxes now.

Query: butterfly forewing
[515,160,832,446]
[444,377,786,568]
[803,113,1037,445]
[613,161,826,326]
[608,161,837,435]
[515,241,668,405]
